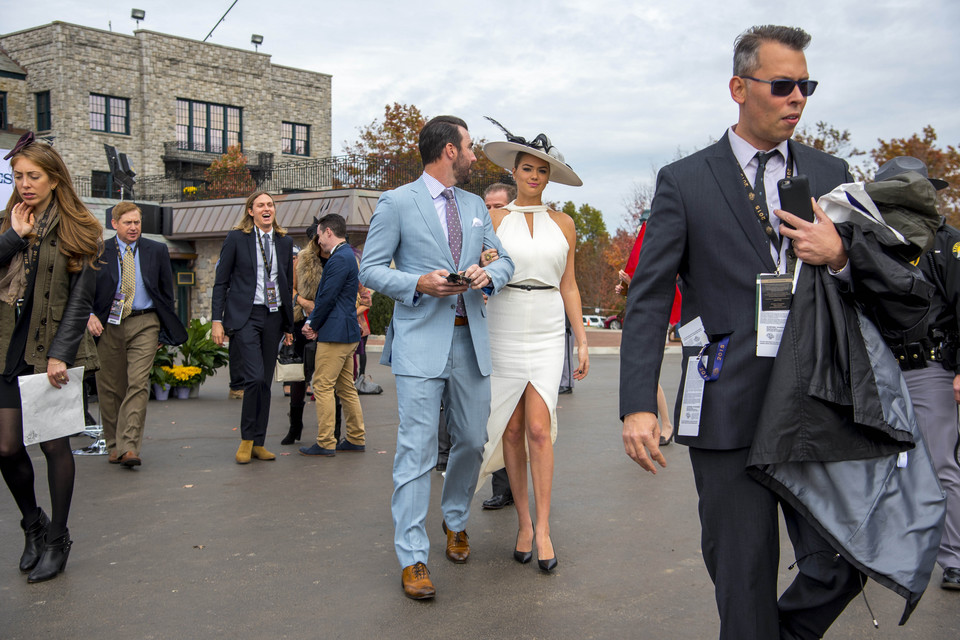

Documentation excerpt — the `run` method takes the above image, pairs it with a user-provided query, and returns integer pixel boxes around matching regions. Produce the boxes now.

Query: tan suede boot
[252,445,276,461]
[236,440,254,464]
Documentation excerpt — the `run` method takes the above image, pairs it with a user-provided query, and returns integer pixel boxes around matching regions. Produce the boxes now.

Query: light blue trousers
[392,326,489,568]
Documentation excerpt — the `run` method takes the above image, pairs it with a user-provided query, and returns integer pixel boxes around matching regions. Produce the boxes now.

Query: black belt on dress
[506,284,556,291]
[128,308,157,317]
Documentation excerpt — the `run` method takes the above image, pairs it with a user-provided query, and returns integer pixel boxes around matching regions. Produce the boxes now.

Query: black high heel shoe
[537,535,558,573]
[659,426,675,447]
[19,508,49,573]
[513,528,533,564]
[27,530,72,583]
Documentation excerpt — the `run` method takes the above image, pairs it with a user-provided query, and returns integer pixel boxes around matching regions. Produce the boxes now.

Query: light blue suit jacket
[359,177,514,378]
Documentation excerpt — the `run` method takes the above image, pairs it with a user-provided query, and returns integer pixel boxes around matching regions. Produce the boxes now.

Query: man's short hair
[318,213,347,239]
[111,201,141,223]
[484,182,517,201]
[733,25,811,77]
[419,116,468,166]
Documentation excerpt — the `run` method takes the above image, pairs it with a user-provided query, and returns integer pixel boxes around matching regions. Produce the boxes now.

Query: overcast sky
[4,1,959,230]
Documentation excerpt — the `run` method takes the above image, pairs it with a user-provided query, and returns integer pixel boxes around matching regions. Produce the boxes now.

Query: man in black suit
[620,26,864,639]
[211,191,294,464]
[87,201,187,468]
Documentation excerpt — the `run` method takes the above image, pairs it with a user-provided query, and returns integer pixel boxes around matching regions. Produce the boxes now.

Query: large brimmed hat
[875,156,949,190]
[482,117,582,187]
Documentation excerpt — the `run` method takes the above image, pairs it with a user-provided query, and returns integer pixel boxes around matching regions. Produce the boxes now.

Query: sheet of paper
[678,317,708,348]
[677,356,705,437]
[19,367,85,446]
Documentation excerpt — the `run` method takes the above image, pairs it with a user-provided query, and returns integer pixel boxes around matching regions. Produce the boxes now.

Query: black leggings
[0,407,75,539]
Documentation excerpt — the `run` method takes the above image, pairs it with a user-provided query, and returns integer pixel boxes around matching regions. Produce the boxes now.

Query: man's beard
[453,155,472,186]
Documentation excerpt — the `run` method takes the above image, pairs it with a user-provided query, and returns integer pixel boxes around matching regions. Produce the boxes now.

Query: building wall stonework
[0,21,331,184]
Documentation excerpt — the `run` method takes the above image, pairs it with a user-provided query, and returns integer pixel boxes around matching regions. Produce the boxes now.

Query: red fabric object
[625,222,682,325]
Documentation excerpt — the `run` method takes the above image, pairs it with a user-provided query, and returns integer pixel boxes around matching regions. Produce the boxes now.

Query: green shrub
[179,318,230,384]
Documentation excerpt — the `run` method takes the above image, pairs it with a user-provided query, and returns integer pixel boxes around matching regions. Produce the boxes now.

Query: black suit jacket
[619,132,853,449]
[211,228,294,333]
[93,236,188,345]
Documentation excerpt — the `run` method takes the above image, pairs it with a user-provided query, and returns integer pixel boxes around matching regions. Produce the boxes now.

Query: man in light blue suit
[359,115,514,599]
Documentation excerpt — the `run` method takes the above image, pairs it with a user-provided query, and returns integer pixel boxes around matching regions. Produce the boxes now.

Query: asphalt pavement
[1,351,957,639]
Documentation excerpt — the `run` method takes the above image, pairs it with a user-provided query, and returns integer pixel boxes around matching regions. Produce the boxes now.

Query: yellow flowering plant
[162,365,203,388]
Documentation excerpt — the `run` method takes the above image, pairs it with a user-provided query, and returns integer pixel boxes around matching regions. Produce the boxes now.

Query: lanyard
[696,336,730,382]
[256,231,274,277]
[737,150,793,260]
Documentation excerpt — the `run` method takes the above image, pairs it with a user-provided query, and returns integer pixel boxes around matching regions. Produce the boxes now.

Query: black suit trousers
[233,305,283,444]
[689,447,864,640]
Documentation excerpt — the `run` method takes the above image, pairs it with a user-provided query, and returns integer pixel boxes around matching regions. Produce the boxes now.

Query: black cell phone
[445,272,471,285]
[777,175,814,229]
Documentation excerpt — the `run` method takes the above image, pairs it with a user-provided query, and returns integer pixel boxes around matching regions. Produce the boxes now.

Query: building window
[176,98,242,153]
[91,170,118,198]
[89,94,130,134]
[35,91,51,131]
[282,122,310,156]
[0,92,7,129]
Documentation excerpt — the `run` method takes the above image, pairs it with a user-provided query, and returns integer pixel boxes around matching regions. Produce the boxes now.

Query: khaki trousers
[313,341,364,449]
[97,312,161,456]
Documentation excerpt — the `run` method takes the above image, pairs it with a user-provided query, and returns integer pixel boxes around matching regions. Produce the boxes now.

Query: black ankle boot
[27,530,73,583]
[281,404,305,445]
[19,508,49,573]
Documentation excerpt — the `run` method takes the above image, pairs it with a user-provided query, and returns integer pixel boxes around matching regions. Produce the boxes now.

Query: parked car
[604,313,623,330]
[582,314,604,328]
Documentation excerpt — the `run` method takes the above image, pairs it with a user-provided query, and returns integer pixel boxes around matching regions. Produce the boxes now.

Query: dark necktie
[441,188,466,317]
[754,151,776,218]
[262,231,273,280]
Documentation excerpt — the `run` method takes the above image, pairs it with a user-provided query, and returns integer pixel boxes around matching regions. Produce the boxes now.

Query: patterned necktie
[120,245,136,319]
[441,188,466,317]
[754,151,776,218]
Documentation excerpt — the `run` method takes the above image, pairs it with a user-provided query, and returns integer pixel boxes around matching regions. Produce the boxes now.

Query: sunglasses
[741,76,818,97]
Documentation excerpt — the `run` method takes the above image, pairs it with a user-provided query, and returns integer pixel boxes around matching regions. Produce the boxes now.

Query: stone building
[0,21,331,198]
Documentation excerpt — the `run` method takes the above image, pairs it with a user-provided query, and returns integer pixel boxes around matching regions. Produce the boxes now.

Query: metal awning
[166,189,382,239]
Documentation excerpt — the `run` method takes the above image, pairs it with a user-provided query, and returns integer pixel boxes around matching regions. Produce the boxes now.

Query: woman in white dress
[479,122,589,572]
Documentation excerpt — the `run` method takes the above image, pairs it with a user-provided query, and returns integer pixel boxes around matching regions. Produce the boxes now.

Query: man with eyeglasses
[620,25,864,639]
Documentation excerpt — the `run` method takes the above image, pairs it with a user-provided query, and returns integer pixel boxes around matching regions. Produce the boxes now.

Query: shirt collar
[256,226,273,240]
[727,126,790,171]
[116,237,136,253]
[422,172,448,200]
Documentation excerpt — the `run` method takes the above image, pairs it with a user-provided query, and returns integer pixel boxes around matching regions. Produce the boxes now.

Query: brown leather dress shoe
[401,562,435,599]
[442,520,469,563]
[108,450,121,464]
[120,452,142,467]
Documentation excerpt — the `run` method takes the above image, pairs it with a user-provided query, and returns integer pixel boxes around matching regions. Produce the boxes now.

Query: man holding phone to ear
[620,25,862,639]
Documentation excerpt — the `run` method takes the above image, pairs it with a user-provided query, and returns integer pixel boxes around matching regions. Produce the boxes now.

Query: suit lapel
[411,178,457,270]
[706,134,778,271]
[106,237,120,288]
[788,140,827,198]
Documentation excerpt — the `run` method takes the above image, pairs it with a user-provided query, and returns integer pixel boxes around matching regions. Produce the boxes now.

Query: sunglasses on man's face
[741,76,818,97]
